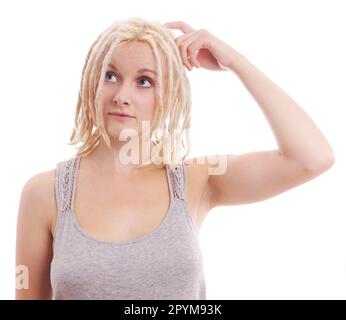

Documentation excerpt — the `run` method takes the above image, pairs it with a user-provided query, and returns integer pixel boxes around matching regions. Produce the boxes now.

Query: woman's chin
[106,126,141,141]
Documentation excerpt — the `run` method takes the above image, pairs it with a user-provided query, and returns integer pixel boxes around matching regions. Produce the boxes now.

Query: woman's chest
[51,164,208,242]
[72,166,204,241]
[74,174,173,242]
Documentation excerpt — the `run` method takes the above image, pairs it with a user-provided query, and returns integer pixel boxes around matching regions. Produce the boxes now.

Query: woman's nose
[112,96,128,104]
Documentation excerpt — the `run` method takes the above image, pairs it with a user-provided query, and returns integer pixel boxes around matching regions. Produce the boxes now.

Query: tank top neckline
[66,155,178,246]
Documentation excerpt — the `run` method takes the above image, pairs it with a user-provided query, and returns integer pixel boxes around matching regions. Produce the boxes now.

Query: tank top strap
[166,162,187,201]
[55,155,81,213]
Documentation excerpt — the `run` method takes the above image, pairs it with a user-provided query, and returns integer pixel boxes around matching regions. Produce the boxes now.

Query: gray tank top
[50,155,206,299]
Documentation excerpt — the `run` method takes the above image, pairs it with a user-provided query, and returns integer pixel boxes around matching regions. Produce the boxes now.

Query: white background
[0,0,344,299]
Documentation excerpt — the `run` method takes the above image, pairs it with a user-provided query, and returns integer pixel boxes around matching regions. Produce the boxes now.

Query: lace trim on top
[56,156,80,212]
[168,164,186,200]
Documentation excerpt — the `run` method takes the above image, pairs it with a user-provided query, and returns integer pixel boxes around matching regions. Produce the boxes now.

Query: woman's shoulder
[19,169,57,229]
[22,169,55,200]
[183,156,211,199]
[182,156,215,223]
[183,156,210,182]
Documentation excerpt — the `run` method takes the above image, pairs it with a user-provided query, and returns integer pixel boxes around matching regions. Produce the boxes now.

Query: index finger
[163,21,195,34]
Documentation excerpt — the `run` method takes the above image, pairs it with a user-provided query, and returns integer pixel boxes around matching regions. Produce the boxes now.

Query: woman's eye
[138,77,153,87]
[105,71,153,88]
[105,71,116,81]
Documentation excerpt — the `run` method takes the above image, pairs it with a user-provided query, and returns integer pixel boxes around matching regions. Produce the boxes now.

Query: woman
[15,17,335,300]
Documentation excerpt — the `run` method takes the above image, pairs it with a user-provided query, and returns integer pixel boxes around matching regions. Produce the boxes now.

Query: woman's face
[101,41,158,141]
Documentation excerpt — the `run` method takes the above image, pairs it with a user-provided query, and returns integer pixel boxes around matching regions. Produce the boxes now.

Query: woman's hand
[164,21,239,72]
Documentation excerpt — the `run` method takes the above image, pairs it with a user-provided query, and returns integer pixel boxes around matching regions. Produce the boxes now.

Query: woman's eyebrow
[108,63,157,76]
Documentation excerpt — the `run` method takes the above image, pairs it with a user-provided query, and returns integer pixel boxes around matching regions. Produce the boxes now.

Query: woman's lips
[108,112,135,120]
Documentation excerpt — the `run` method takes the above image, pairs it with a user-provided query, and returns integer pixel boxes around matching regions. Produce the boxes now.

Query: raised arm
[166,21,334,214]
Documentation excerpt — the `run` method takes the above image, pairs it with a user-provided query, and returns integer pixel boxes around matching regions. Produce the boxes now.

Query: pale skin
[15,21,335,299]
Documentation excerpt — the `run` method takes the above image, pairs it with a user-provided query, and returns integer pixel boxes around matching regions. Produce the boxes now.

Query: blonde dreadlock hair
[68,17,192,169]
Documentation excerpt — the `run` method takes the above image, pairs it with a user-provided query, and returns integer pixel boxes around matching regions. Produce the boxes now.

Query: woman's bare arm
[15,170,55,299]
